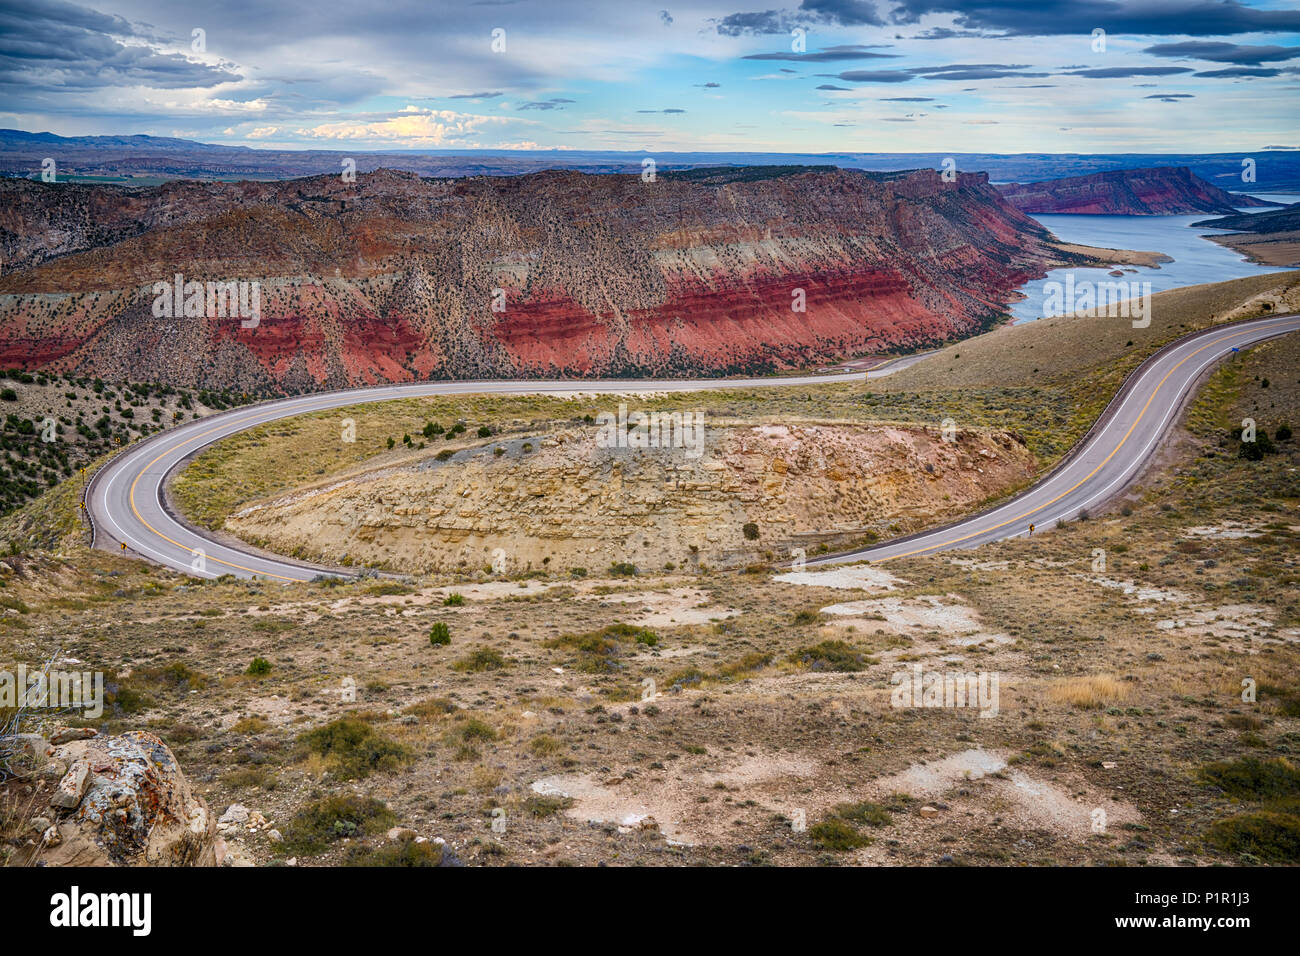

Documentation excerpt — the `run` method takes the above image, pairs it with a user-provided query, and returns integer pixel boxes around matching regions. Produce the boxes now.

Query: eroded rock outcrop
[227,421,1036,573]
[0,166,1137,389]
[31,729,217,867]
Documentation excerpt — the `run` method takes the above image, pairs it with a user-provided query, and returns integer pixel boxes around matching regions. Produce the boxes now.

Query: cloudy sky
[2,0,1298,153]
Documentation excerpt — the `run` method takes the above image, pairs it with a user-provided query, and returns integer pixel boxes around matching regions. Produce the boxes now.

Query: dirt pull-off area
[225,421,1035,574]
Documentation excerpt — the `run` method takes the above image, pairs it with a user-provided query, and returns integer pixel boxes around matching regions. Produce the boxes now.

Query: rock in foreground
[34,730,217,867]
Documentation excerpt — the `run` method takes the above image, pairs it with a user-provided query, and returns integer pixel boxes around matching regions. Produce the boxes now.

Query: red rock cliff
[0,166,1103,390]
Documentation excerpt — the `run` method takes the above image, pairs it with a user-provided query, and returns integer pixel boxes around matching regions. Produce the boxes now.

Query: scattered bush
[523,794,574,818]
[279,795,395,855]
[1208,810,1300,863]
[543,623,658,673]
[346,838,446,867]
[1200,757,1300,800]
[808,817,870,851]
[429,622,451,646]
[298,718,411,780]
[833,801,893,828]
[246,657,272,677]
[452,648,509,672]
[788,640,873,672]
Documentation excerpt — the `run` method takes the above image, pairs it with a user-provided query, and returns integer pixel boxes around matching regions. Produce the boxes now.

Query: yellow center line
[873,322,1281,562]
[126,409,312,583]
[116,318,1290,580]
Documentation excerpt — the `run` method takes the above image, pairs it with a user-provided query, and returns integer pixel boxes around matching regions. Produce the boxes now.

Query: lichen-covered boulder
[37,730,217,867]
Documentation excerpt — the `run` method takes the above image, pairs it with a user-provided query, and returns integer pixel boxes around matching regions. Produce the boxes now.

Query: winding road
[85,314,1298,582]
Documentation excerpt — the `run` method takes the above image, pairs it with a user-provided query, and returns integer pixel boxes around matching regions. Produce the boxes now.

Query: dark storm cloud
[1065,67,1195,79]
[0,0,241,92]
[919,69,1050,80]
[715,0,882,35]
[1193,67,1281,78]
[907,63,1029,73]
[887,0,1300,37]
[714,9,798,35]
[798,0,886,26]
[1144,41,1300,65]
[835,70,915,83]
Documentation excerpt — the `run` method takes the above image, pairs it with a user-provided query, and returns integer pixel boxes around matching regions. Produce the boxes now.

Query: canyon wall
[2,166,1117,390]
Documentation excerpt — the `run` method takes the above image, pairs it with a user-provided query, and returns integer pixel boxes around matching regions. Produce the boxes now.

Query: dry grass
[1047,675,1131,710]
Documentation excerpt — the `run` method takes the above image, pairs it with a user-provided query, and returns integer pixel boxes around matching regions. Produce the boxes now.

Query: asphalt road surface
[85,315,1298,582]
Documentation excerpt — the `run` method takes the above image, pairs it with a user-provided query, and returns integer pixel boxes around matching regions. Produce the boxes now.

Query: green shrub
[298,718,411,780]
[1208,810,1300,862]
[246,657,272,677]
[429,622,451,646]
[833,801,893,827]
[346,839,445,867]
[742,522,759,540]
[453,717,497,743]
[443,593,464,607]
[452,648,509,672]
[279,795,395,855]
[1200,757,1300,800]
[543,623,658,673]
[788,640,874,672]
[809,817,870,851]
[608,562,636,577]
[523,794,574,818]
[132,661,208,693]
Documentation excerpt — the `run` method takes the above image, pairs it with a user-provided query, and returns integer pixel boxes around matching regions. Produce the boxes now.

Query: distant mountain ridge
[1193,201,1300,267]
[1193,203,1300,233]
[3,129,1299,190]
[997,166,1277,215]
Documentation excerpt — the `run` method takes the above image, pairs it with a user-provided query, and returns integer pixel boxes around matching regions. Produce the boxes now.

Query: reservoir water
[1007,192,1296,324]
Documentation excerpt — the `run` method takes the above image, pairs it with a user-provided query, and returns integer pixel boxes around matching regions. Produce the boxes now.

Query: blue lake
[1007,192,1296,324]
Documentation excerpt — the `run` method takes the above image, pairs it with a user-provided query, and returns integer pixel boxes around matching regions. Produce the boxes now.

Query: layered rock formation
[226,421,1036,573]
[998,166,1275,215]
[1195,202,1300,267]
[1,166,1134,390]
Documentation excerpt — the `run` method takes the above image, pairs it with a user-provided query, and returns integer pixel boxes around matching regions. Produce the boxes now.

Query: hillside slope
[0,166,1150,391]
[1195,203,1300,266]
[998,166,1275,215]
